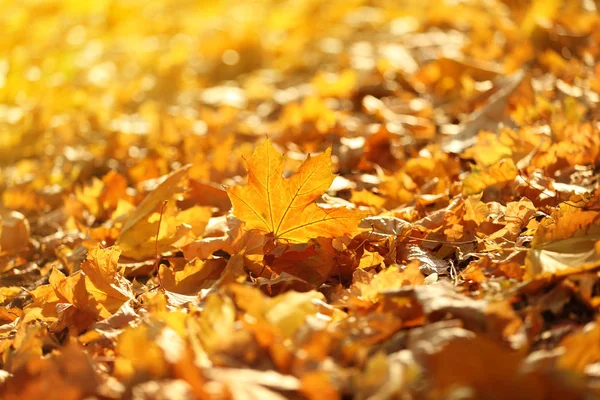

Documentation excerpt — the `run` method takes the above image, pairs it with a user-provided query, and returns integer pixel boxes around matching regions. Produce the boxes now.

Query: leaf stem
[154,200,168,291]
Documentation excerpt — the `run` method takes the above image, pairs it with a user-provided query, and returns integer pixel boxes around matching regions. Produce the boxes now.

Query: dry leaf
[227,139,362,242]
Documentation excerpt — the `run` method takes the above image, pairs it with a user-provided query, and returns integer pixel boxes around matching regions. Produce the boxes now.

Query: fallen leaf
[0,210,30,255]
[526,207,600,278]
[227,139,362,242]
[120,165,190,234]
[463,158,518,196]
[81,245,132,317]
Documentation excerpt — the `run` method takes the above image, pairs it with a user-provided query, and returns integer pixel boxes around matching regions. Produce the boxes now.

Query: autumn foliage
[2,0,600,399]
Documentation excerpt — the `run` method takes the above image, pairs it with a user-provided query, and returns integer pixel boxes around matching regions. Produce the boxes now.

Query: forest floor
[2,1,600,399]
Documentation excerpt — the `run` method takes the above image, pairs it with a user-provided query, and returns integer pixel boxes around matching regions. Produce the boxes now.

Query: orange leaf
[119,165,190,235]
[462,158,518,196]
[227,139,362,242]
[80,245,132,317]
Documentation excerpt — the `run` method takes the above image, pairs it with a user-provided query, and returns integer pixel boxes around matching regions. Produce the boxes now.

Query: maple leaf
[226,139,362,242]
[81,245,133,317]
[27,245,133,332]
[119,165,190,235]
[525,206,600,279]
[3,322,45,373]
[462,158,518,196]
[116,165,212,260]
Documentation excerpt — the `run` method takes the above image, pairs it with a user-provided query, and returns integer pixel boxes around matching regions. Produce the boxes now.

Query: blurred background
[1,0,599,208]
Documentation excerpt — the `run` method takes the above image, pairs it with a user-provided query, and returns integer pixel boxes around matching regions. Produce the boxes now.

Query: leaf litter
[2,0,600,399]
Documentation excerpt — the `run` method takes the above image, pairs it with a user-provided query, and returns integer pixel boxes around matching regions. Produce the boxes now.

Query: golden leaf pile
[2,0,600,399]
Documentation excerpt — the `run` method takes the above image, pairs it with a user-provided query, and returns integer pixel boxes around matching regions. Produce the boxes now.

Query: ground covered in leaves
[2,0,600,399]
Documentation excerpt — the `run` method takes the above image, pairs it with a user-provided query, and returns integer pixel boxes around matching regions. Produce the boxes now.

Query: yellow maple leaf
[462,158,518,196]
[119,165,190,235]
[81,245,132,317]
[29,245,133,328]
[226,139,362,242]
[117,165,212,260]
